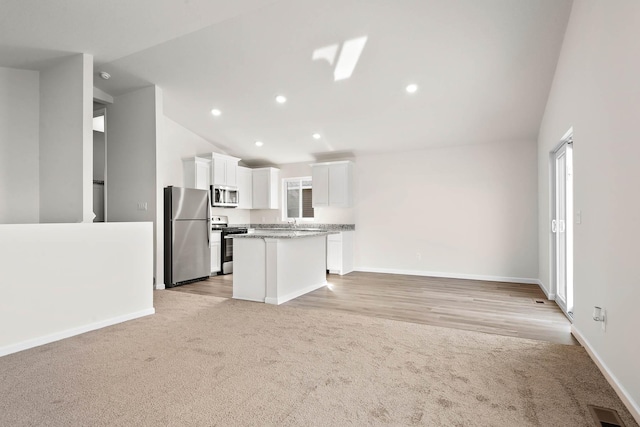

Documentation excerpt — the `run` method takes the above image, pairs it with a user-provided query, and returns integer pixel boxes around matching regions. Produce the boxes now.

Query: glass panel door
[553,141,573,316]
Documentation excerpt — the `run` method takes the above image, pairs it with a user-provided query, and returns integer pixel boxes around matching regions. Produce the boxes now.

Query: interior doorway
[93,108,107,222]
[551,130,574,318]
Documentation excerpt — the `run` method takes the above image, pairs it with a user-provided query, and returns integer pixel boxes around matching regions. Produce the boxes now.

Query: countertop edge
[227,230,339,239]
[230,223,355,231]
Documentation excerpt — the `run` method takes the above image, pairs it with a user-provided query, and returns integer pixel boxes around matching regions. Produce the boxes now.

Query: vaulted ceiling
[0,0,573,165]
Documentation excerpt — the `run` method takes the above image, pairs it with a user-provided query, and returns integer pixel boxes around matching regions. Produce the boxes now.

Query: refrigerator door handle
[207,197,211,246]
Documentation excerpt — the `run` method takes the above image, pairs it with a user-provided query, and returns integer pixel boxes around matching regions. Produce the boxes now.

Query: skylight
[313,36,368,81]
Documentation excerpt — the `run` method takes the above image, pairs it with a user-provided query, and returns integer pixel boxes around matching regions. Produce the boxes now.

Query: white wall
[0,67,40,224]
[106,86,158,224]
[249,161,356,225]
[0,222,154,356]
[159,117,251,225]
[158,117,220,189]
[355,141,539,282]
[537,1,640,417]
[39,54,93,223]
[106,85,159,287]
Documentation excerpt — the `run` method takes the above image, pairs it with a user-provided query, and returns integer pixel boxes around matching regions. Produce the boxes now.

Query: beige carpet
[0,291,636,426]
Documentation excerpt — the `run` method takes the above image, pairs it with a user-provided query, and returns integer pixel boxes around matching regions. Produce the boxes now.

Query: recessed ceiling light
[312,133,321,140]
[99,71,110,80]
[255,141,264,147]
[406,84,418,94]
[211,109,222,117]
[275,95,287,104]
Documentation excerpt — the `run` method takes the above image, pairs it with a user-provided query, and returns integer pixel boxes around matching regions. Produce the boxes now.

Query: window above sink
[283,177,314,222]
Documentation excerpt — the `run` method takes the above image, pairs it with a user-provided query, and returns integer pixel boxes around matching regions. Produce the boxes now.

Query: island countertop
[227,229,339,239]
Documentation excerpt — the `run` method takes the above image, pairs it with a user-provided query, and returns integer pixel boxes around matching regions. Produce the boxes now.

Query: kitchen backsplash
[211,208,250,224]
[249,206,356,225]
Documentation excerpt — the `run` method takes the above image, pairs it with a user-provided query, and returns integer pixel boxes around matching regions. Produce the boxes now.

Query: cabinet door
[329,163,349,207]
[211,243,221,273]
[252,169,269,209]
[195,161,210,190]
[237,167,253,209]
[211,231,222,273]
[327,238,342,272]
[212,157,226,185]
[312,165,329,207]
[226,160,237,187]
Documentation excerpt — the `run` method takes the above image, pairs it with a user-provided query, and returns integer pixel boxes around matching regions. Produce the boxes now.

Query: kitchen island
[229,230,335,305]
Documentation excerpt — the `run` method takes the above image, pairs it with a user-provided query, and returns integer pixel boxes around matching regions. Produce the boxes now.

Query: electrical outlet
[416,252,421,260]
[576,210,582,224]
[137,202,148,211]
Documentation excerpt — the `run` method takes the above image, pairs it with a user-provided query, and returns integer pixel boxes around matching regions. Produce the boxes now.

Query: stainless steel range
[211,215,248,275]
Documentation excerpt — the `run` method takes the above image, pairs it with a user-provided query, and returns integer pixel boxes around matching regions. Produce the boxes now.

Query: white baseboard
[265,281,327,305]
[535,279,556,300]
[571,325,640,424]
[0,308,156,358]
[329,269,354,276]
[354,267,539,285]
[232,295,265,303]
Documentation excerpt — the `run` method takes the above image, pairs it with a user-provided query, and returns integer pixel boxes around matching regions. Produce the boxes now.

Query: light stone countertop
[230,223,355,231]
[227,229,339,239]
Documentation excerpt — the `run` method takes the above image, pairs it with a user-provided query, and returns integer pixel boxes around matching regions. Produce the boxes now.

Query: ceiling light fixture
[312,133,321,140]
[255,141,264,147]
[211,109,222,117]
[406,83,418,94]
[99,71,111,80]
[275,95,287,104]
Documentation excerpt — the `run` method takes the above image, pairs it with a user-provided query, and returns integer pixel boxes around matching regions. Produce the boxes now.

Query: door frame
[549,127,574,319]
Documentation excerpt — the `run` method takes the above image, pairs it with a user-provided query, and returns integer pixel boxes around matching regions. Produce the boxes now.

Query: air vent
[588,405,625,427]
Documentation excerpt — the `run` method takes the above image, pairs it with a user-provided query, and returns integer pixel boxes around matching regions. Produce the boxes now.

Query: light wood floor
[169,271,578,345]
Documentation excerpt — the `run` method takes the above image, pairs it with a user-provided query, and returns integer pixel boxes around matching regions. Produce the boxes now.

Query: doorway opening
[551,129,574,318]
[93,107,107,222]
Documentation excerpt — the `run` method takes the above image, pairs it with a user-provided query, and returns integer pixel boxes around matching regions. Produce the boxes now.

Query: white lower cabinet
[326,231,354,275]
[211,231,221,274]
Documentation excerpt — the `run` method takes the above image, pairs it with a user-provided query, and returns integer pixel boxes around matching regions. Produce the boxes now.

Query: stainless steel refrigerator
[164,186,211,287]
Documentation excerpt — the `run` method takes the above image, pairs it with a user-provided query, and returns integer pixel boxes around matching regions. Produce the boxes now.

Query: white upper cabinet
[237,166,253,209]
[311,161,353,208]
[210,153,240,187]
[252,167,279,209]
[183,157,211,190]
[312,165,329,207]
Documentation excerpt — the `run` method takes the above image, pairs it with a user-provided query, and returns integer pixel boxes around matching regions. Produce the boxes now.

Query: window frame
[282,176,315,222]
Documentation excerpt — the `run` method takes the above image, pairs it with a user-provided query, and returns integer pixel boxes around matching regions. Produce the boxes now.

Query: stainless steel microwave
[211,185,238,208]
